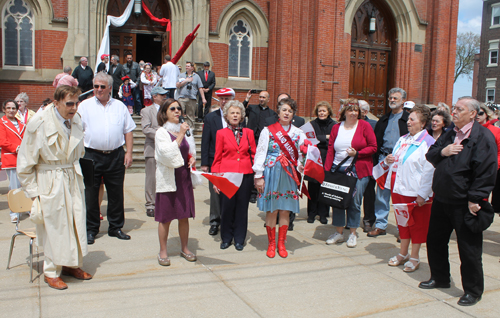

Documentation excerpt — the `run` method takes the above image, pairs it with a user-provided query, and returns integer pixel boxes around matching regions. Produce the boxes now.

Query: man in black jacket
[108,55,124,100]
[367,88,409,237]
[201,88,235,236]
[122,54,142,115]
[197,62,216,122]
[419,97,497,306]
[72,57,94,94]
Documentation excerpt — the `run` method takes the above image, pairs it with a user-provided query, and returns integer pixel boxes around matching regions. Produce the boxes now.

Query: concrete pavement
[1,172,500,317]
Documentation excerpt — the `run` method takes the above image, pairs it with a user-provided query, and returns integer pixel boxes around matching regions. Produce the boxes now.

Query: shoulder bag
[318,153,358,209]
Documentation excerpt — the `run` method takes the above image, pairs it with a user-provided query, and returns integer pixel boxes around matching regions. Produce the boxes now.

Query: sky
[453,0,483,102]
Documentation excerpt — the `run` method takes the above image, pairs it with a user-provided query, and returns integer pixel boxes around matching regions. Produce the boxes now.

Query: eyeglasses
[93,85,107,89]
[65,102,80,107]
[478,111,485,116]
[169,106,182,111]
[15,100,25,103]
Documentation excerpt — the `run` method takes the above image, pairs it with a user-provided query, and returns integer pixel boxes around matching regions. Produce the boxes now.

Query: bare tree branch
[455,32,480,83]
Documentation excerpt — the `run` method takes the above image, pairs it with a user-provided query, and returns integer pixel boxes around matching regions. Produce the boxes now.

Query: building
[0,0,459,116]
[476,0,500,104]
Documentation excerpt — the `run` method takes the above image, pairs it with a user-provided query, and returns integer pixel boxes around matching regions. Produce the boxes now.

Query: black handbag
[318,153,358,209]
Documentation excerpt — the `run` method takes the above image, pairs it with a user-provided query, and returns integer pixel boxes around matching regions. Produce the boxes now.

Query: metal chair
[6,189,37,283]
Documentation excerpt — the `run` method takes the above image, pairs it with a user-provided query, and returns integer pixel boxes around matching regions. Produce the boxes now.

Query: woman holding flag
[154,98,196,266]
[211,101,256,251]
[383,105,435,272]
[253,98,307,258]
[324,99,377,248]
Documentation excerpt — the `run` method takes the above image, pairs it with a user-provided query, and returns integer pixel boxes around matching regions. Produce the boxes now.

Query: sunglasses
[478,111,485,116]
[65,102,80,107]
[93,85,107,89]
[169,106,182,111]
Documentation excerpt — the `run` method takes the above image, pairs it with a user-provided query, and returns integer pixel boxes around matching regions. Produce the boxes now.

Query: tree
[454,32,480,83]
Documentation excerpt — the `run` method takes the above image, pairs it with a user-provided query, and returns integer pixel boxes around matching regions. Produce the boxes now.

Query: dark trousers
[85,147,126,235]
[133,87,142,114]
[198,91,212,119]
[426,199,484,297]
[164,88,176,99]
[112,88,120,100]
[491,169,500,212]
[307,181,330,218]
[220,174,253,244]
[362,177,376,225]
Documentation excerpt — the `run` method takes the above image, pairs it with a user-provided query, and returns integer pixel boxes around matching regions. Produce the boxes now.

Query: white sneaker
[346,233,357,248]
[326,232,344,245]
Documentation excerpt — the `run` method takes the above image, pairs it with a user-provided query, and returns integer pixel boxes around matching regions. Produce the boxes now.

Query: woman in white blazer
[155,98,196,266]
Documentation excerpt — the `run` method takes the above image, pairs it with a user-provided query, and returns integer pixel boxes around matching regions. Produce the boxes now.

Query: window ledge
[490,24,500,29]
[488,64,499,67]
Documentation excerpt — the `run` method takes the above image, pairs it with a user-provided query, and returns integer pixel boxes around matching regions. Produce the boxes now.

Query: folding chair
[6,189,37,283]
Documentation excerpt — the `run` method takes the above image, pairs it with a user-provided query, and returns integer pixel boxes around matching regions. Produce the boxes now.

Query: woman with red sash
[384,105,435,272]
[0,99,25,222]
[253,98,306,258]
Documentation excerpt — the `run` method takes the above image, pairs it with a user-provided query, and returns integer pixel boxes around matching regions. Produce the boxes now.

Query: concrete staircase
[125,115,203,173]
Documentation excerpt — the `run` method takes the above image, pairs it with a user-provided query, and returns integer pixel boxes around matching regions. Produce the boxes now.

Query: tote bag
[318,154,358,209]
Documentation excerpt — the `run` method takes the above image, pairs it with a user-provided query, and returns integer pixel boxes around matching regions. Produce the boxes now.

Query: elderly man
[15,92,35,124]
[53,66,78,88]
[141,87,167,217]
[419,97,498,306]
[177,61,206,126]
[196,61,216,122]
[78,72,136,244]
[367,87,409,237]
[108,55,124,100]
[96,54,109,73]
[17,85,92,290]
[72,57,94,93]
[201,88,234,235]
[159,55,179,99]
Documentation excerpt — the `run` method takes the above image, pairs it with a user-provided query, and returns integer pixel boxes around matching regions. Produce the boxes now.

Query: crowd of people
[1,55,499,306]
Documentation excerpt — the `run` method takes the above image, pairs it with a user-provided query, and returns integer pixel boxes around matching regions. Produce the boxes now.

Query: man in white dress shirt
[158,54,179,99]
[78,72,136,244]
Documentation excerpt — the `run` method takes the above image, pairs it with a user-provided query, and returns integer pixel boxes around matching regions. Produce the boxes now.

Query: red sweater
[324,119,377,179]
[0,116,25,169]
[211,127,256,174]
[483,121,500,169]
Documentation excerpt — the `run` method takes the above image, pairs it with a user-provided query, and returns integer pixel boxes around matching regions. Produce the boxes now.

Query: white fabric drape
[94,0,134,75]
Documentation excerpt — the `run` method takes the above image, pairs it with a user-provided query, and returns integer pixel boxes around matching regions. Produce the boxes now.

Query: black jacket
[310,117,336,163]
[373,110,409,163]
[264,114,305,128]
[201,109,224,167]
[122,61,141,82]
[96,62,107,73]
[243,100,277,141]
[72,65,94,93]
[426,121,498,204]
[197,70,216,91]
[108,63,125,91]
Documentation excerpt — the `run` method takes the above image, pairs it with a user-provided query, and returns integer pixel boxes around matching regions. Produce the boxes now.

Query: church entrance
[349,0,396,117]
[107,0,170,69]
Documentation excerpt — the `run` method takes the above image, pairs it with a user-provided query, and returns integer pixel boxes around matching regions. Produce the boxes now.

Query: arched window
[2,0,34,68]
[228,20,252,78]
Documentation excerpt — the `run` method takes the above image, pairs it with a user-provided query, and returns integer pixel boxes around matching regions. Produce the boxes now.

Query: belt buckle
[103,150,112,154]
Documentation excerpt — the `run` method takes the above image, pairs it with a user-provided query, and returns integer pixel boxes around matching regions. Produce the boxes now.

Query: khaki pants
[44,252,82,278]
[178,97,196,127]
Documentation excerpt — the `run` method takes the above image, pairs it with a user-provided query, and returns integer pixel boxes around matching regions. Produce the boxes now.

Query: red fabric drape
[171,24,200,64]
[141,1,171,56]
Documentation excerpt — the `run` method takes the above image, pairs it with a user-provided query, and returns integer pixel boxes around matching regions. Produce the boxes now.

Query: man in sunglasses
[78,72,137,245]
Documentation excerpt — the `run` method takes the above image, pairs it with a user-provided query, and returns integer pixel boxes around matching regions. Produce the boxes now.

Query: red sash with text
[268,123,310,199]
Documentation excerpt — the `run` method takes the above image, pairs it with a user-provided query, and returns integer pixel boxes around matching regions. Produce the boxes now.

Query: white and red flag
[372,160,390,189]
[303,145,325,184]
[191,168,243,199]
[299,122,320,145]
[393,203,416,227]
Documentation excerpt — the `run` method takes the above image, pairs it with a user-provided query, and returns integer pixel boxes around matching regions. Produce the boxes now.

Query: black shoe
[220,242,231,249]
[209,225,219,236]
[146,209,154,217]
[418,279,451,289]
[196,118,203,123]
[458,293,481,306]
[235,243,244,251]
[288,223,294,231]
[108,229,131,240]
[249,194,257,204]
[307,216,315,223]
[319,217,328,225]
[87,233,95,245]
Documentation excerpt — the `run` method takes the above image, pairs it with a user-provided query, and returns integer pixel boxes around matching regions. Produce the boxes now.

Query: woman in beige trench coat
[17,86,92,290]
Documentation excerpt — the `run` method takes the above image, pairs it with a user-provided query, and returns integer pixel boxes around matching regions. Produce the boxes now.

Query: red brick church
[0,0,458,117]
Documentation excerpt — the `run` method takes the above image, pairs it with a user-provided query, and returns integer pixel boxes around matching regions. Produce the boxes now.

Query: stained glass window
[3,0,33,67]
[228,20,252,78]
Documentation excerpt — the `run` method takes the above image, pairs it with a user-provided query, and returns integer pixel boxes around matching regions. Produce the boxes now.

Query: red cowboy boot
[278,225,289,258]
[265,226,276,258]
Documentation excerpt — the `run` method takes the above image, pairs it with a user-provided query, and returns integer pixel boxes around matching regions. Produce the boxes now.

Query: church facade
[0,0,458,116]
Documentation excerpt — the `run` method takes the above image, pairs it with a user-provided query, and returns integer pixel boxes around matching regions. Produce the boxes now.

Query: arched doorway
[349,0,396,117]
[107,0,170,68]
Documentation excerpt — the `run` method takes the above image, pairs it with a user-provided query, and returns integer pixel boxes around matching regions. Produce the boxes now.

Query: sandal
[388,253,409,266]
[158,254,170,266]
[403,258,420,272]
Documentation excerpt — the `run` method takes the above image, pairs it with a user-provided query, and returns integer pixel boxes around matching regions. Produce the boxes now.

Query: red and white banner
[191,169,243,199]
[304,145,325,184]
[393,203,416,227]
[299,122,320,145]
[372,160,390,189]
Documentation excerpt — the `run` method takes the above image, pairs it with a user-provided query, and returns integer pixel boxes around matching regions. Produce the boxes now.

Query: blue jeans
[373,154,391,230]
[6,169,21,219]
[330,165,370,229]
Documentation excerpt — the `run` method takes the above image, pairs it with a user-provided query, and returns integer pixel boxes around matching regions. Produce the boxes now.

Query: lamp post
[134,0,142,17]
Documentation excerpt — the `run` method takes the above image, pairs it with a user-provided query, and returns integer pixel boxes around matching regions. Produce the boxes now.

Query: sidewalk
[1,173,499,317]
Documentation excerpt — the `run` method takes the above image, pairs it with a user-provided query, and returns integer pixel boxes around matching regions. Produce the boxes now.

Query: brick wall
[51,0,68,19]
[35,30,67,69]
[210,0,270,32]
[472,53,480,99]
[0,83,54,110]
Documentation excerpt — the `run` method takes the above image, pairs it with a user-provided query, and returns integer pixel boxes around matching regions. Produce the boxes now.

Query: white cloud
[459,0,483,21]
[457,16,482,35]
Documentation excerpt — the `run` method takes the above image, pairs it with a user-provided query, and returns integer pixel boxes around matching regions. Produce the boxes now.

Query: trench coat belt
[36,163,75,171]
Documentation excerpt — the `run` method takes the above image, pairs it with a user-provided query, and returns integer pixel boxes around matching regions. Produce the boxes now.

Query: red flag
[171,24,200,64]
[191,169,242,199]
[372,160,390,189]
[304,145,325,184]
[141,1,171,56]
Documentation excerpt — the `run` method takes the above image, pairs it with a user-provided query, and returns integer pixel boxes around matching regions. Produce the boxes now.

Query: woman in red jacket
[212,100,256,251]
[324,99,377,247]
[0,99,26,222]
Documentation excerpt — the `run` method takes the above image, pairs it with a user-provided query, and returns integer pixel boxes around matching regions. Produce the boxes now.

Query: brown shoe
[62,267,93,280]
[44,276,68,290]
[180,251,197,262]
[367,228,386,237]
